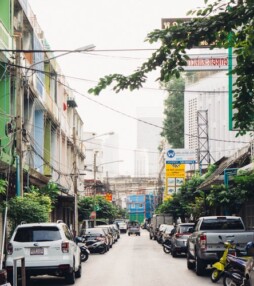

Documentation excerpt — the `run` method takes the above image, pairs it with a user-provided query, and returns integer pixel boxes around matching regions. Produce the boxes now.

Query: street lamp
[82,131,114,142]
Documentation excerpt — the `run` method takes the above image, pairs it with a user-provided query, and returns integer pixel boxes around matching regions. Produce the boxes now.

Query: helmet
[246,241,254,256]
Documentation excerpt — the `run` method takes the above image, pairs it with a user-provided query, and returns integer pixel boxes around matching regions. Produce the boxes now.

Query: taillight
[199,234,207,251]
[61,241,69,253]
[7,243,13,255]
[175,233,183,238]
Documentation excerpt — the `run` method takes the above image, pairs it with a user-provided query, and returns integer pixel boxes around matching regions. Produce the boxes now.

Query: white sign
[166,149,197,164]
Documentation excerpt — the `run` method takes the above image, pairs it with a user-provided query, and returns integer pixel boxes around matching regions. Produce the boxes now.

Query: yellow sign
[166,164,185,177]
[164,164,186,201]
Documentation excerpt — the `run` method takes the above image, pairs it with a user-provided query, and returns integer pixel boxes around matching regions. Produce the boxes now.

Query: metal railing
[13,256,26,286]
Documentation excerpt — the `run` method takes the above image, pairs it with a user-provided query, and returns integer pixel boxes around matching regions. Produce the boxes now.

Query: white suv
[5,221,81,285]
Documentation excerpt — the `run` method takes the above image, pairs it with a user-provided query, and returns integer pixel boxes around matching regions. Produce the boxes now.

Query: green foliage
[156,171,208,220]
[89,1,254,134]
[7,192,51,234]
[78,195,121,222]
[27,182,59,205]
[0,179,7,195]
[206,183,250,215]
[161,77,185,148]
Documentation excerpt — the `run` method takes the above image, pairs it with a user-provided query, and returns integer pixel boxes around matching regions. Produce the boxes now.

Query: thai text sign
[166,149,197,164]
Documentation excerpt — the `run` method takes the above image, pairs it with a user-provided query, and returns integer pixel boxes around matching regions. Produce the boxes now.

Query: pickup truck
[186,216,254,276]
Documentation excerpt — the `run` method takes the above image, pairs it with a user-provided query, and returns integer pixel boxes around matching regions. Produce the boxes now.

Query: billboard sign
[166,149,197,164]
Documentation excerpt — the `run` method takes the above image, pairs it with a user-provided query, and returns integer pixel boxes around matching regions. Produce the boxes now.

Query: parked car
[113,219,128,233]
[109,224,120,240]
[171,222,194,257]
[5,221,82,285]
[187,216,254,276]
[94,226,114,248]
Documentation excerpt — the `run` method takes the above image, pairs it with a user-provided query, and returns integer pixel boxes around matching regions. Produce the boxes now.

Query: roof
[198,144,250,191]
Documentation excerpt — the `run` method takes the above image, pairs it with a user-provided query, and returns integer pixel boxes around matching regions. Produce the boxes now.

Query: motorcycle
[162,238,172,254]
[75,236,90,262]
[84,236,107,254]
[222,241,254,286]
[211,235,238,283]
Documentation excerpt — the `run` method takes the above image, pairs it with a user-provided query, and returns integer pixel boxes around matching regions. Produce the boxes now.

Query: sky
[28,0,206,175]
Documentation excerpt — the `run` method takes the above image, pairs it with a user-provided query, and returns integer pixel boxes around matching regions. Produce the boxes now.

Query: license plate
[30,247,44,255]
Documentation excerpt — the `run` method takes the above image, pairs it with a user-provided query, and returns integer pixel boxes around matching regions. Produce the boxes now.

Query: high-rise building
[135,113,163,177]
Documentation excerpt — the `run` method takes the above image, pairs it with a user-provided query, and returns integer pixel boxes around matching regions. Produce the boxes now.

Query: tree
[89,0,254,134]
[78,195,119,222]
[161,76,185,148]
[7,192,51,233]
[156,164,217,220]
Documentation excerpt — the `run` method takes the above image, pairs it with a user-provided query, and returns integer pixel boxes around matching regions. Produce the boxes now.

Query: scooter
[223,242,254,286]
[75,236,90,262]
[85,237,107,254]
[211,235,237,283]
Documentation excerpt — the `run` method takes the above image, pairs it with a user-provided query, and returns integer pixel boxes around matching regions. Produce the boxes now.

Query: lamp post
[93,151,99,226]
[16,44,95,197]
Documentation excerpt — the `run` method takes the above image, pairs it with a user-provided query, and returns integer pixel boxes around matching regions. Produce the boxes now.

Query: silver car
[171,222,194,257]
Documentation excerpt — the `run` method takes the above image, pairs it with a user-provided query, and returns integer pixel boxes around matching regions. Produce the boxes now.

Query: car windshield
[14,226,61,242]
[85,228,104,235]
[97,227,109,234]
[114,220,126,224]
[179,225,194,233]
[165,226,174,233]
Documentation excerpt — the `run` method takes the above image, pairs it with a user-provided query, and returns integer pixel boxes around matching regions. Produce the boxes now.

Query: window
[200,218,244,230]
[14,226,61,242]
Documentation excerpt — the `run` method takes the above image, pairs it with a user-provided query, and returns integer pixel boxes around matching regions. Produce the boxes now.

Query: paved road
[27,228,223,286]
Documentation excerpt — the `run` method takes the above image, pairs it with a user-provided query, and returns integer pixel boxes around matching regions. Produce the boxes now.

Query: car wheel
[195,254,206,276]
[7,272,13,285]
[163,245,171,254]
[99,244,107,254]
[171,248,177,258]
[75,259,82,278]
[187,251,195,270]
[65,263,75,285]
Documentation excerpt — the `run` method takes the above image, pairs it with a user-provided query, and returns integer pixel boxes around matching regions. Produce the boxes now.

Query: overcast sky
[28,0,206,175]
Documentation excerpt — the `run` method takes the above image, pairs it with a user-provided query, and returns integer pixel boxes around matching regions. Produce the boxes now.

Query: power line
[1,61,248,145]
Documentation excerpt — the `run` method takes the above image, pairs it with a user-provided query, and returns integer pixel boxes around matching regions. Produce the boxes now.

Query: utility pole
[15,33,23,196]
[93,151,98,226]
[73,126,79,236]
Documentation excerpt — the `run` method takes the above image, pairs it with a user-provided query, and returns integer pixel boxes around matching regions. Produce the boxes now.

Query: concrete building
[135,116,163,177]
[0,0,88,236]
[184,70,252,171]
